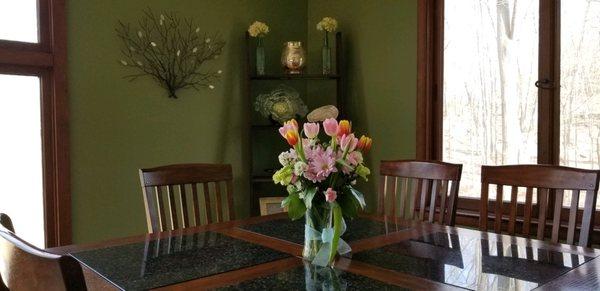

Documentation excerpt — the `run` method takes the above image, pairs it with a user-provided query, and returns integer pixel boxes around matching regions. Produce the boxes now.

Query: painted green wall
[67,0,417,243]
[307,0,418,210]
[68,0,307,244]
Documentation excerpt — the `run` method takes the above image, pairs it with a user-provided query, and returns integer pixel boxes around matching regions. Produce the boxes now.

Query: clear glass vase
[322,32,332,75]
[303,207,329,262]
[256,38,265,75]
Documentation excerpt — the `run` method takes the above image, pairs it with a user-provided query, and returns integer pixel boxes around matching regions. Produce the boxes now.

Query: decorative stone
[307,105,339,122]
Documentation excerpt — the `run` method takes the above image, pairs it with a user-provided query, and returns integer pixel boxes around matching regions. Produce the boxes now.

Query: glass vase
[256,38,265,76]
[303,206,329,262]
[322,32,332,75]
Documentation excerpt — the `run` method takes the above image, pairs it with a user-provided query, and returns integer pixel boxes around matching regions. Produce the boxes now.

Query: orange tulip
[285,130,299,146]
[337,120,351,137]
[357,135,372,154]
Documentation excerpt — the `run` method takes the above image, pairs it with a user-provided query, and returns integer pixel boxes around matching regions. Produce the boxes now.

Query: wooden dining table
[49,213,600,290]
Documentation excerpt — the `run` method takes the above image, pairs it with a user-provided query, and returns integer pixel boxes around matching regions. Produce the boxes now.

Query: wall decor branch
[116,9,225,98]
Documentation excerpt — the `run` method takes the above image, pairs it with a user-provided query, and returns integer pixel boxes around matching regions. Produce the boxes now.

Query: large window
[418,0,600,208]
[0,0,69,247]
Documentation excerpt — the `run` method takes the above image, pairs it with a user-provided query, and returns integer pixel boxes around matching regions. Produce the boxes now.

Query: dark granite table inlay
[218,263,408,291]
[72,231,290,290]
[240,217,408,244]
[352,231,596,290]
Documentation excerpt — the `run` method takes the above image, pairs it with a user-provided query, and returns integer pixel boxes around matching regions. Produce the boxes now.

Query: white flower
[278,150,296,166]
[195,27,200,33]
[137,31,143,38]
[205,38,211,43]
[294,161,308,176]
[159,19,164,26]
[316,17,338,32]
[160,14,165,21]
[150,42,157,47]
[208,85,215,89]
[247,21,269,37]
[176,50,181,57]
[136,61,143,66]
[217,70,222,74]
[192,47,198,53]
[120,60,128,66]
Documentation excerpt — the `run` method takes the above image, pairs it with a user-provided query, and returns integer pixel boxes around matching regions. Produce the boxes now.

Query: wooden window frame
[416,0,600,237]
[0,0,70,247]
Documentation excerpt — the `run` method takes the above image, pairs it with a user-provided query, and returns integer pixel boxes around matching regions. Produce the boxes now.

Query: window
[418,0,600,210]
[0,0,69,247]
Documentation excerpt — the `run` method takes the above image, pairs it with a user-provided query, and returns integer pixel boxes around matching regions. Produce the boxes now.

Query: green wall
[67,0,416,243]
[307,0,418,210]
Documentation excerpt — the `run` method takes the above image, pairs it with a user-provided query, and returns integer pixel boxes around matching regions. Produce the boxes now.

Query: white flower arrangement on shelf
[248,21,270,38]
[316,17,338,32]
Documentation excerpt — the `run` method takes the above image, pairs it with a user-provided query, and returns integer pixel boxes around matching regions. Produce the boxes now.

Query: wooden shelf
[250,74,340,80]
[251,175,274,183]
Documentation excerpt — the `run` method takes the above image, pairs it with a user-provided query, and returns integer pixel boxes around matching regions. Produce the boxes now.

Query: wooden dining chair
[0,213,14,233]
[139,163,236,233]
[479,164,600,247]
[378,160,463,226]
[0,224,87,290]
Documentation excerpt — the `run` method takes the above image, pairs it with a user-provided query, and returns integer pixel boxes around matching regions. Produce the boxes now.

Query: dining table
[49,213,600,290]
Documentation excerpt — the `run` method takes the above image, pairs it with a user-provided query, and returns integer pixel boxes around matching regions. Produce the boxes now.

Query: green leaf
[285,192,306,220]
[348,186,366,209]
[329,202,343,264]
[303,187,318,209]
[338,189,358,219]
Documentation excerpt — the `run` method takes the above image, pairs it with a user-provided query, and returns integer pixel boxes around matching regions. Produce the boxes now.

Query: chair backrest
[378,160,463,226]
[139,163,235,233]
[479,164,600,247]
[0,213,14,233]
[0,224,86,291]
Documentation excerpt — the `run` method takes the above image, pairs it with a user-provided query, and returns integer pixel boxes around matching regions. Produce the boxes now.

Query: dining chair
[139,163,235,233]
[378,160,463,226]
[479,164,600,247]
[0,213,14,233]
[0,224,87,290]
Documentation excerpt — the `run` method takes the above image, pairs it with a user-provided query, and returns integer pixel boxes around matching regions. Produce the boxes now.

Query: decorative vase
[322,32,332,75]
[281,41,306,74]
[303,206,330,262]
[256,38,266,75]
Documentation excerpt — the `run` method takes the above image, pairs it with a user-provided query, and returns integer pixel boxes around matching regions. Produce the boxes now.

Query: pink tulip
[323,118,338,137]
[340,133,358,152]
[324,187,337,203]
[303,122,320,139]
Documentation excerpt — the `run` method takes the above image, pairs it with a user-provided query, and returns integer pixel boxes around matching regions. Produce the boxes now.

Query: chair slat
[507,186,518,235]
[523,187,533,236]
[179,185,189,228]
[167,185,178,230]
[579,190,597,247]
[389,177,398,217]
[447,180,459,225]
[551,189,564,243]
[566,190,580,245]
[428,180,438,223]
[419,179,429,221]
[142,186,159,233]
[191,184,201,226]
[215,182,223,223]
[537,188,549,240]
[412,178,422,220]
[226,180,235,220]
[398,178,408,219]
[480,183,489,231]
[203,183,212,224]
[156,186,167,231]
[438,180,448,224]
[494,184,504,233]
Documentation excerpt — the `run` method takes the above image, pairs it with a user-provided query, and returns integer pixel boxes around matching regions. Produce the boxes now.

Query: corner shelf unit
[245,32,345,216]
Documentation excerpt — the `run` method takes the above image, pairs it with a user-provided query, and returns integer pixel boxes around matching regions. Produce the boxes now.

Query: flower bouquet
[273,118,372,267]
